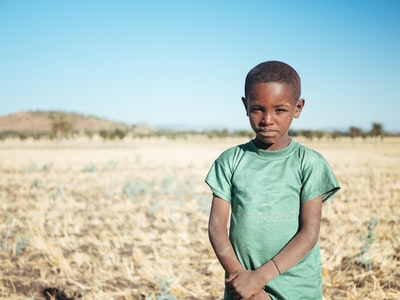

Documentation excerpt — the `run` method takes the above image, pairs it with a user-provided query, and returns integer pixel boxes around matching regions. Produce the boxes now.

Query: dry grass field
[0,136,399,299]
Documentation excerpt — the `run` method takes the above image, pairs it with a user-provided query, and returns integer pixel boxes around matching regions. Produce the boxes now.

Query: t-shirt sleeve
[205,159,233,203]
[300,151,340,204]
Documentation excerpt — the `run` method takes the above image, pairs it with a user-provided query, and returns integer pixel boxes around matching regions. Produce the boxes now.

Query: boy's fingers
[225,270,241,283]
[225,273,236,283]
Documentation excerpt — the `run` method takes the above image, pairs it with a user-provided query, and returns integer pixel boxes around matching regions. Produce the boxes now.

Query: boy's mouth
[258,129,278,135]
[257,131,279,141]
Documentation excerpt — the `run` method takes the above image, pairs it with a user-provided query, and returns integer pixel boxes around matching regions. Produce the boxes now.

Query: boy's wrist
[257,260,279,284]
[228,267,244,276]
[253,267,266,286]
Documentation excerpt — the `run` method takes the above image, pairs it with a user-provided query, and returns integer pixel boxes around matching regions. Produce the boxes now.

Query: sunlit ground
[1,136,399,299]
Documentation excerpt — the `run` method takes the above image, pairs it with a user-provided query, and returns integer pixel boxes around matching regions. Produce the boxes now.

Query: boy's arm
[208,195,243,275]
[229,196,323,298]
[265,195,322,276]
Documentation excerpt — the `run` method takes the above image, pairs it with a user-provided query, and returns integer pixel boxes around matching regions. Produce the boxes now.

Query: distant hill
[0,111,134,135]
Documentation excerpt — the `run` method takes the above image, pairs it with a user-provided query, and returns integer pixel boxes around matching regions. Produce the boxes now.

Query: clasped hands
[226,269,271,300]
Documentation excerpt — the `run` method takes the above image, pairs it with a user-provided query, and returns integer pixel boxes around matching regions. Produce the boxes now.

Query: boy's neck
[253,137,291,151]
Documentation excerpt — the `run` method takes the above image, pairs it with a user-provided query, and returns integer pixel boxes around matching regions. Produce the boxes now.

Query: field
[0,136,399,299]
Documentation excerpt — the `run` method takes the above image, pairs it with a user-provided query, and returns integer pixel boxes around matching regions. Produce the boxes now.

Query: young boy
[205,61,340,300]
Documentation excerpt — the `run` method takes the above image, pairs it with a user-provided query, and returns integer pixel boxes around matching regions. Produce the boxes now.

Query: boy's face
[242,82,304,150]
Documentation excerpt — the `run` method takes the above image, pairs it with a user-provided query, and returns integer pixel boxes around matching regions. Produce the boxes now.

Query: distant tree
[97,128,126,140]
[99,129,109,140]
[314,130,325,140]
[18,133,28,141]
[32,133,41,141]
[370,123,384,139]
[205,129,230,139]
[300,130,313,140]
[330,131,342,140]
[85,130,94,140]
[219,129,230,138]
[349,126,363,139]
[232,130,254,139]
[112,128,126,140]
[288,129,298,137]
[51,117,72,139]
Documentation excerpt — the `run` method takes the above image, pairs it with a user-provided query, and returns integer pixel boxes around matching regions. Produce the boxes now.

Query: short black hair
[244,61,301,100]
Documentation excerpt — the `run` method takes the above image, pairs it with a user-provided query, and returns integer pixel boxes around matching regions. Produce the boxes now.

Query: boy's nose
[262,112,273,125]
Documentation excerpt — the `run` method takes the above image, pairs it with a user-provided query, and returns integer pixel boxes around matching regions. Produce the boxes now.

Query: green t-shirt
[205,139,340,300]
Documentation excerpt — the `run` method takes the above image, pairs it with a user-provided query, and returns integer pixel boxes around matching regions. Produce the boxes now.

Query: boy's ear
[241,97,249,116]
[294,98,305,119]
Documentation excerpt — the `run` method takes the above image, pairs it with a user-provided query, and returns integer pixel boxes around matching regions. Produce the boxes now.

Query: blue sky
[1,0,399,132]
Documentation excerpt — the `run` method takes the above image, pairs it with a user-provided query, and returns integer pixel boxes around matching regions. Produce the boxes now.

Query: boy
[205,61,340,299]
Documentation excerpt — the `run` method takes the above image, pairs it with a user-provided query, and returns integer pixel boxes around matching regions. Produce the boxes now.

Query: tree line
[291,123,387,140]
[0,120,395,142]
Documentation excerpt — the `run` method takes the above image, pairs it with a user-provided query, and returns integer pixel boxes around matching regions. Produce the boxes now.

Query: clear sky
[1,0,399,132]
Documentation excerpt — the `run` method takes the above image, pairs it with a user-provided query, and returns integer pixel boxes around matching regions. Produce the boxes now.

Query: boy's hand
[252,290,272,300]
[226,269,265,299]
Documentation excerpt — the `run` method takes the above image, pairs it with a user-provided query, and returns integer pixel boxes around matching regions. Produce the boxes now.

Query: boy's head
[244,61,301,101]
[242,61,305,150]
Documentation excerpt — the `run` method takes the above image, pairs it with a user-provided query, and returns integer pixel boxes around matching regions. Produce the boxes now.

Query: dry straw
[0,137,399,299]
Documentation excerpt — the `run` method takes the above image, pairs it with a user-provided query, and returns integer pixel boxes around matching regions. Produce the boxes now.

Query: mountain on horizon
[0,110,135,135]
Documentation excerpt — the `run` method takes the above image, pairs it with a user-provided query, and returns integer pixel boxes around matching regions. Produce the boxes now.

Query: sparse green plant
[1,215,29,255]
[357,217,378,271]
[123,180,147,201]
[31,179,41,189]
[82,164,96,172]
[51,186,65,200]
[15,236,29,255]
[156,278,177,300]
[41,164,52,172]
